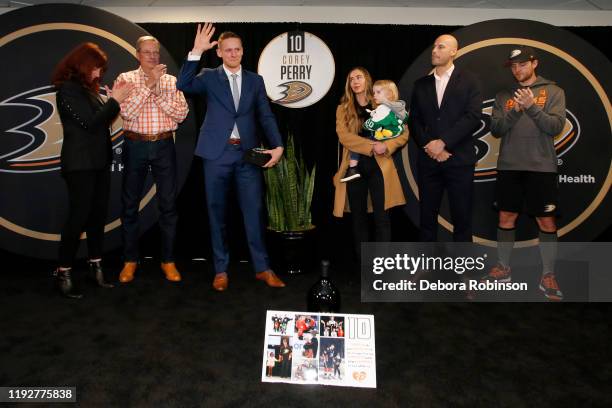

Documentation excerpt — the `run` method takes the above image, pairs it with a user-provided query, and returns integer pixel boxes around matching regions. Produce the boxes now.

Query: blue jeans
[349,132,376,163]
[349,151,361,162]
[121,138,178,262]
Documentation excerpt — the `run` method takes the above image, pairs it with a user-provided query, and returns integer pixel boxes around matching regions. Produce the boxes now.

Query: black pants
[347,155,391,258]
[418,163,474,242]
[58,169,111,267]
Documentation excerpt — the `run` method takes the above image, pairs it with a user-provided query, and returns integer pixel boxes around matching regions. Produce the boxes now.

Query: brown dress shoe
[255,270,286,288]
[119,262,137,283]
[213,273,228,291]
[161,262,181,282]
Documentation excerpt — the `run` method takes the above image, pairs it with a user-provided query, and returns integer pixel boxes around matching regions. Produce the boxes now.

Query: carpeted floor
[1,254,611,407]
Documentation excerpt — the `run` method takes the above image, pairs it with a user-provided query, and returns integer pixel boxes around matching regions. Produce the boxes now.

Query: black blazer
[409,68,482,167]
[56,80,120,173]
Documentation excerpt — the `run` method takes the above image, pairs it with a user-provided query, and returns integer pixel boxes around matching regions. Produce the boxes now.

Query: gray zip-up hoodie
[491,76,565,173]
[385,100,408,121]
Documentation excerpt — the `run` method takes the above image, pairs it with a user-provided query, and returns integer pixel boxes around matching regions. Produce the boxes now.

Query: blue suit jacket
[177,62,283,160]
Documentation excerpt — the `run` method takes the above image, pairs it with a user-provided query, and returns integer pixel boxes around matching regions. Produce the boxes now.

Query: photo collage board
[261,310,376,388]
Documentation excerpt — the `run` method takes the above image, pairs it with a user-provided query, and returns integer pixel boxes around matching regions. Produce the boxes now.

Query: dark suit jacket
[409,68,482,167]
[56,80,120,173]
[177,63,283,160]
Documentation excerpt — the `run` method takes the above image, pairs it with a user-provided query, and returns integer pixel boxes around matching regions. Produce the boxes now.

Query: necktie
[231,73,240,109]
[231,73,240,138]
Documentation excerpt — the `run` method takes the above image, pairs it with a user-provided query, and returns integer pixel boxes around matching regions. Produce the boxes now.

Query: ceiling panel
[150,0,234,5]
[475,0,600,9]
[226,0,304,4]
[588,0,612,9]
[393,0,499,6]
[85,0,151,6]
[4,0,81,4]
[1,0,610,9]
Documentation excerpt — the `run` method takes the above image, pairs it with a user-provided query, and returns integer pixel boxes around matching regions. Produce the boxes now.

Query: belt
[228,138,241,145]
[124,130,173,142]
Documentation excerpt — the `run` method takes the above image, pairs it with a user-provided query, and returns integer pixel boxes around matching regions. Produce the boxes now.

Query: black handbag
[243,148,272,167]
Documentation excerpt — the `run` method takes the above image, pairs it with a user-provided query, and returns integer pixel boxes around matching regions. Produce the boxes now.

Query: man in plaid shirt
[116,36,189,284]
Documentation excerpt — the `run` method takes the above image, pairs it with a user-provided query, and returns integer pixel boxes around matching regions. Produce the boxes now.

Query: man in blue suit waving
[178,22,285,291]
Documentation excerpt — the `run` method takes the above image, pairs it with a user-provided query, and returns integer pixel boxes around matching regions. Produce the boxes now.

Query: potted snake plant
[263,134,316,273]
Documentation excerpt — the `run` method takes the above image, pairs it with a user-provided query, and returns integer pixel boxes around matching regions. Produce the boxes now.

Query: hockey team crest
[258,31,335,108]
[399,19,611,244]
[0,4,195,259]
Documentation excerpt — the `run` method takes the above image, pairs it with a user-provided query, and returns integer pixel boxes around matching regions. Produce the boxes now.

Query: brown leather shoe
[255,270,286,288]
[161,262,181,282]
[212,273,228,291]
[119,262,137,283]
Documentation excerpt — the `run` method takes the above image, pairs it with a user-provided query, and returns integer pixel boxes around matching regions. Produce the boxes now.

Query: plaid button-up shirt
[117,67,188,134]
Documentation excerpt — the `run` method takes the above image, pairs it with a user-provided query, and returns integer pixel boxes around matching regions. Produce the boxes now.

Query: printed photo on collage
[292,332,319,359]
[319,337,345,382]
[294,314,318,340]
[292,358,318,382]
[319,315,345,337]
[269,313,294,336]
[264,335,293,379]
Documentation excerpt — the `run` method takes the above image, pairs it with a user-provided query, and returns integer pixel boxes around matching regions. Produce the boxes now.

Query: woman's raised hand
[108,81,135,104]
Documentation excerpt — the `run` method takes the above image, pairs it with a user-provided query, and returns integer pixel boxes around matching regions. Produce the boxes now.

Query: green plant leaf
[263,133,315,231]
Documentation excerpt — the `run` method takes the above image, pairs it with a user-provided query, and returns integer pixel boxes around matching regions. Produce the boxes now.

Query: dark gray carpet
[1,256,611,407]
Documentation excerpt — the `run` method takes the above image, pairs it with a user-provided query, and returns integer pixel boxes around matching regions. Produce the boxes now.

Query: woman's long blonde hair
[338,67,374,133]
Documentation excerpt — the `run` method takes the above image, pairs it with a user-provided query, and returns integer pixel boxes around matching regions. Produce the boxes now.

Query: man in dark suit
[409,34,482,242]
[177,23,285,291]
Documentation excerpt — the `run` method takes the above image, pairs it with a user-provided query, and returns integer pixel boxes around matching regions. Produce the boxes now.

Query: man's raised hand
[191,22,218,56]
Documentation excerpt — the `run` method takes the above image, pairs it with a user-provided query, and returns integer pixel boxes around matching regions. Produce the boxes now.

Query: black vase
[307,260,341,312]
[270,229,315,274]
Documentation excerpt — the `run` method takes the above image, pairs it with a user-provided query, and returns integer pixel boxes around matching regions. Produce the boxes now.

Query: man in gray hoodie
[482,46,566,301]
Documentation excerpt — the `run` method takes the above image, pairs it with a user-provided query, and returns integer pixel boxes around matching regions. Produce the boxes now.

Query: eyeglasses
[139,50,160,56]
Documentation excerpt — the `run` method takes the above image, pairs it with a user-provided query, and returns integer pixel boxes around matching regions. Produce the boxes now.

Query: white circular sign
[258,31,335,109]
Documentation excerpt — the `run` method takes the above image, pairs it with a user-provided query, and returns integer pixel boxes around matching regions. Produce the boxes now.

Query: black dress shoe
[88,260,114,289]
[54,268,83,299]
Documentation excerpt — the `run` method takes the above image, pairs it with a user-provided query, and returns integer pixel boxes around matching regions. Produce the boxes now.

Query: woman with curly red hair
[52,42,134,299]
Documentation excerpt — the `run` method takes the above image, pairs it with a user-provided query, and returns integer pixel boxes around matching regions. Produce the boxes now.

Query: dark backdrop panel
[135,23,610,267]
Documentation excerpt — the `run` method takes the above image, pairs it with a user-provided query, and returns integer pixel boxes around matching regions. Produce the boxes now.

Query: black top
[56,80,120,173]
[355,99,373,138]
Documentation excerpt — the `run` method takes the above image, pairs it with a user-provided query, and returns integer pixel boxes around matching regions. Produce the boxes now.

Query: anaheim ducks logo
[473,99,580,182]
[0,86,61,173]
[0,86,124,173]
[274,81,313,104]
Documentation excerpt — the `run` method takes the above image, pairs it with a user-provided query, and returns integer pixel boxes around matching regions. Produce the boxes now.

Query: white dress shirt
[433,64,455,108]
[186,52,242,139]
[222,65,242,100]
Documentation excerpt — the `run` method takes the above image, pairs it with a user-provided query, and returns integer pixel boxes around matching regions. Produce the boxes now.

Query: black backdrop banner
[0,8,609,261]
[138,22,611,263]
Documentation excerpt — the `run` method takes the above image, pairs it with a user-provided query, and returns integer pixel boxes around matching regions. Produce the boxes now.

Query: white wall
[1,6,611,26]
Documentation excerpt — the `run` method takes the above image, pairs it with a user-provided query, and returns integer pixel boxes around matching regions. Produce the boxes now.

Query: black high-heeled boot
[53,268,83,299]
[88,260,114,288]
